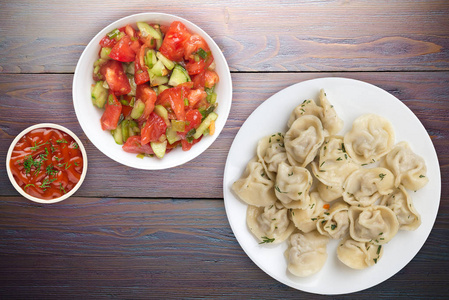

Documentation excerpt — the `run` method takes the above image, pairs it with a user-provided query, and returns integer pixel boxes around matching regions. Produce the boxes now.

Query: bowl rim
[5,123,88,204]
[72,12,233,170]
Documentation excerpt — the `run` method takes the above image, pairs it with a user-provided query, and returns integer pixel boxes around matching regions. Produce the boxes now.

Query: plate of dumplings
[223,77,441,295]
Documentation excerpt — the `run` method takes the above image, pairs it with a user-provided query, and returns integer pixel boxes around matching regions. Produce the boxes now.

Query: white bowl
[6,123,88,204]
[72,13,232,170]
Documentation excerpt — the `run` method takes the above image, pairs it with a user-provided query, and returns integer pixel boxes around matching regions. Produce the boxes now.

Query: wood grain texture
[1,72,448,199]
[1,0,448,73]
[0,196,447,299]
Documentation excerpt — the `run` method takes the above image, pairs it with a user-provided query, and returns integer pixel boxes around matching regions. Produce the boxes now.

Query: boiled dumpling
[247,202,295,244]
[285,231,329,277]
[285,115,325,167]
[380,185,421,231]
[381,141,428,191]
[318,89,344,136]
[311,136,359,188]
[290,191,327,233]
[257,133,288,180]
[343,167,395,207]
[349,205,399,245]
[337,235,384,269]
[287,99,323,128]
[274,162,312,209]
[232,157,277,207]
[317,181,344,202]
[316,201,350,240]
[344,114,395,164]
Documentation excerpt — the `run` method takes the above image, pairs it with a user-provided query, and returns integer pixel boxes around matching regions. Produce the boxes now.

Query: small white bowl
[72,13,233,170]
[6,123,88,204]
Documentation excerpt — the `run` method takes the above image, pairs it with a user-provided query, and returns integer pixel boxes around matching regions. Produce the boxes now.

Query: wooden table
[1,1,448,298]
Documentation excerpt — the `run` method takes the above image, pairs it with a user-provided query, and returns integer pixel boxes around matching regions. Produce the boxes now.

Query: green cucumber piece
[168,64,191,87]
[154,105,170,126]
[130,99,145,119]
[166,126,181,145]
[91,81,108,108]
[121,120,130,142]
[145,49,157,69]
[193,112,218,139]
[136,22,162,40]
[157,85,169,94]
[171,119,186,132]
[111,122,123,145]
[100,47,112,59]
[149,74,169,86]
[156,52,175,70]
[149,60,167,77]
[151,140,167,158]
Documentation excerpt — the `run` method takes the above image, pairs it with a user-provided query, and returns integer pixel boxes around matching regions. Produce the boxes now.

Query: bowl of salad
[73,13,232,169]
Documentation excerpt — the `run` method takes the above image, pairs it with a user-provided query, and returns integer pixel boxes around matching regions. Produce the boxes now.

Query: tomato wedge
[156,85,190,121]
[101,92,122,130]
[122,136,154,155]
[181,136,202,151]
[141,112,168,145]
[183,34,210,60]
[136,84,157,121]
[109,35,136,62]
[100,60,131,95]
[134,46,150,85]
[159,21,191,62]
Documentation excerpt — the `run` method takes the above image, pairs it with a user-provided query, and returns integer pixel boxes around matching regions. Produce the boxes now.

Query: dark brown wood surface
[1,0,448,298]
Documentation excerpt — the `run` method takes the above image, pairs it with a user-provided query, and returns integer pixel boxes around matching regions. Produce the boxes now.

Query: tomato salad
[91,21,219,158]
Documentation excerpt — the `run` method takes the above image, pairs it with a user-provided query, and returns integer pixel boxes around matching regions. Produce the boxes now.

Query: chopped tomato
[136,84,157,121]
[100,35,117,48]
[184,109,202,132]
[181,136,202,151]
[187,89,207,107]
[101,92,122,130]
[191,72,206,89]
[109,35,136,62]
[156,85,189,121]
[141,112,168,145]
[100,60,131,95]
[121,105,133,117]
[184,34,210,60]
[134,46,150,85]
[204,70,219,88]
[159,21,191,61]
[125,25,136,38]
[122,136,154,155]
[185,59,206,76]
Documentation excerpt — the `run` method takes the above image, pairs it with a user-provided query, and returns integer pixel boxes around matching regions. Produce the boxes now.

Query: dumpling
[318,89,344,136]
[337,235,384,269]
[232,157,277,207]
[344,114,395,164]
[311,136,359,188]
[317,181,343,202]
[316,201,350,240]
[287,99,323,128]
[257,133,288,180]
[349,205,399,245]
[275,162,312,209]
[285,231,329,277]
[381,141,428,191]
[343,167,395,207]
[247,202,295,244]
[285,115,325,167]
[290,191,327,233]
[380,185,421,231]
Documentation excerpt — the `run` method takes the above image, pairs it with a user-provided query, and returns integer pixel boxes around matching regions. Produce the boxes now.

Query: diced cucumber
[193,112,218,139]
[157,85,169,94]
[154,105,170,126]
[128,120,139,137]
[111,122,123,145]
[145,49,157,69]
[126,61,135,74]
[149,60,168,77]
[121,120,130,142]
[156,52,175,70]
[166,126,181,145]
[151,140,167,158]
[94,58,108,67]
[149,74,169,87]
[136,22,162,40]
[171,119,186,132]
[168,64,191,87]
[91,81,108,108]
[130,99,145,119]
[100,47,112,59]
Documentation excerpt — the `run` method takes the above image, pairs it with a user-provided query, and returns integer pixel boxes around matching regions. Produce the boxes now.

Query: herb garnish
[259,236,275,244]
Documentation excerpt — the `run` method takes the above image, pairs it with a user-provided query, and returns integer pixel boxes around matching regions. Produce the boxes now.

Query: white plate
[73,13,232,170]
[223,77,441,295]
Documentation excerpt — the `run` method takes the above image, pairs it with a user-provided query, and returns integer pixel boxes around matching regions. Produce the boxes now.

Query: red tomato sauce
[9,128,84,200]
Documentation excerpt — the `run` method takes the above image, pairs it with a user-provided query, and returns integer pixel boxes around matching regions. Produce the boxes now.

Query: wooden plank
[0,196,447,299]
[0,0,448,73]
[1,72,448,199]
